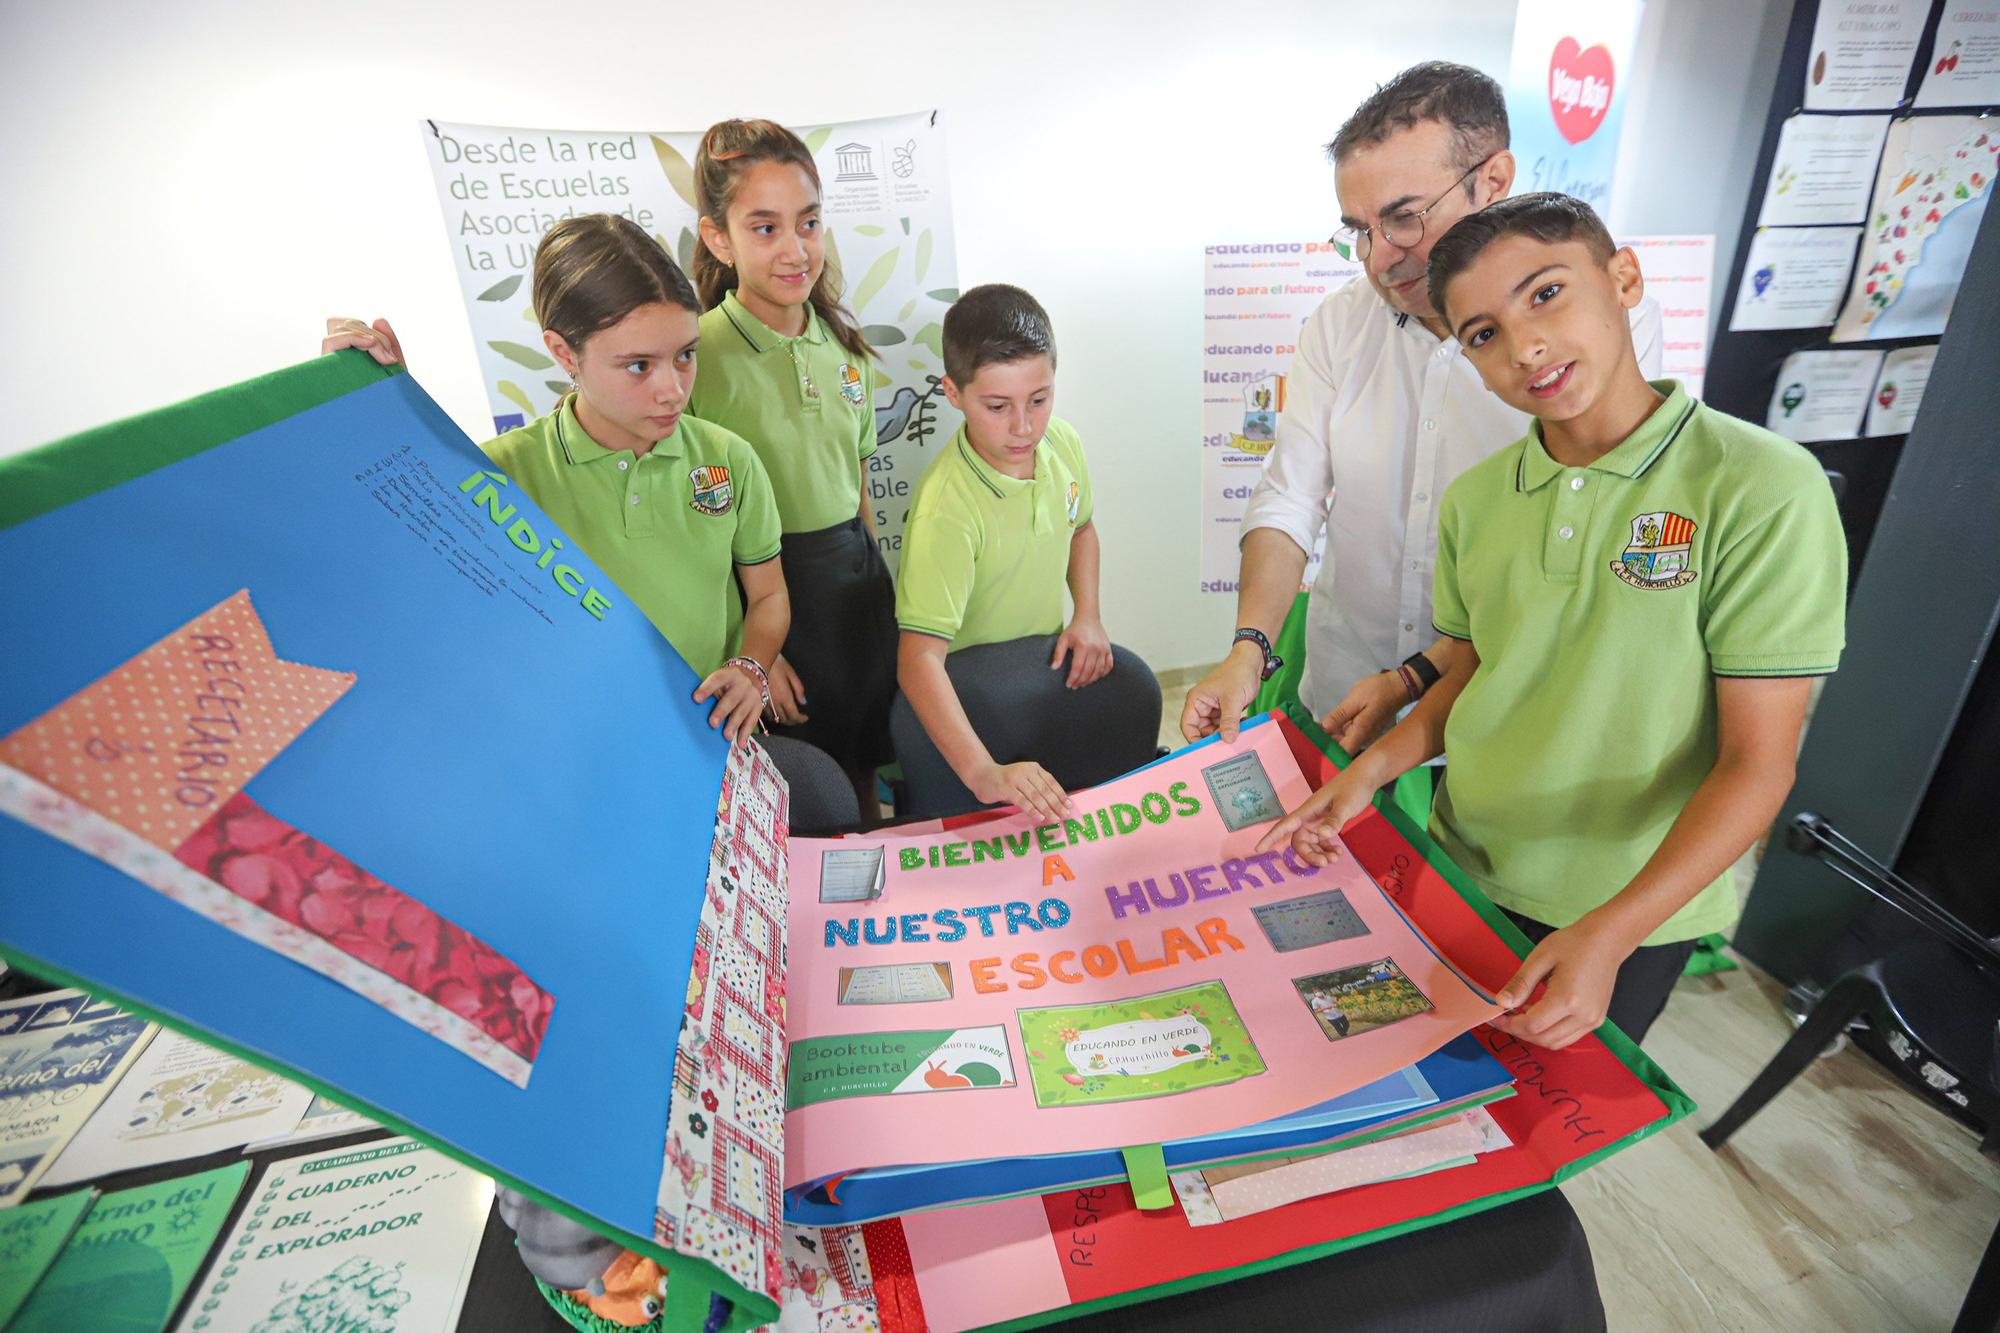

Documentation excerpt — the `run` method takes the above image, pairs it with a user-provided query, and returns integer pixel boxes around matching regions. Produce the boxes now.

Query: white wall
[0,0,1786,673]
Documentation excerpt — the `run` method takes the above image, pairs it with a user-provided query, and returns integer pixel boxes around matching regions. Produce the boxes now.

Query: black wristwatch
[1233,627,1284,681]
[1401,651,1441,693]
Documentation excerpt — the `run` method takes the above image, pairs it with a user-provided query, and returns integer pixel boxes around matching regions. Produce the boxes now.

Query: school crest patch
[1612,510,1698,588]
[837,363,865,405]
[1064,480,1081,527]
[689,464,734,516]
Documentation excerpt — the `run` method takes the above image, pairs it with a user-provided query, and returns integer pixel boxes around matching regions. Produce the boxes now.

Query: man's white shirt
[1239,276,1662,723]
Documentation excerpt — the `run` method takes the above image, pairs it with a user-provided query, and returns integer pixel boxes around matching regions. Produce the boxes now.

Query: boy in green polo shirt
[1262,194,1845,1049]
[893,285,1161,821]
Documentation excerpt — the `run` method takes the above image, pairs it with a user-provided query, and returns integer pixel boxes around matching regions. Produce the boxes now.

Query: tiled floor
[1148,663,1997,1330]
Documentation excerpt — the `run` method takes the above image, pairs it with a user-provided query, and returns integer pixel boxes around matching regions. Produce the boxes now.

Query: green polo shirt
[483,397,782,676]
[897,419,1093,651]
[687,290,876,534]
[1430,381,1846,945]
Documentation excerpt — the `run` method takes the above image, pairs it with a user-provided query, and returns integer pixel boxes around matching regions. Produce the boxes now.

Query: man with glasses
[1182,62,1659,753]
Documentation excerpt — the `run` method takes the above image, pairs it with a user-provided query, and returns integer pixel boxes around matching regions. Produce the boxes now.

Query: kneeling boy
[1261,194,1846,1048]
[893,285,1161,821]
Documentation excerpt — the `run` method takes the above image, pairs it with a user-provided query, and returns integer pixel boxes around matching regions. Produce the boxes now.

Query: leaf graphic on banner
[927,288,959,303]
[852,224,885,237]
[651,135,699,209]
[913,322,944,357]
[490,340,555,370]
[497,380,536,418]
[900,216,911,235]
[521,305,537,323]
[677,226,697,273]
[915,229,934,283]
[825,227,847,285]
[853,248,900,313]
[909,359,927,370]
[898,298,918,322]
[803,126,832,156]
[477,274,523,302]
[545,380,572,397]
[861,324,907,345]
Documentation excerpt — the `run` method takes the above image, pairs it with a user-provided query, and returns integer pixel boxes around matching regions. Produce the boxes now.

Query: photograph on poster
[838,962,955,1006]
[1250,890,1373,954]
[1294,960,1436,1044]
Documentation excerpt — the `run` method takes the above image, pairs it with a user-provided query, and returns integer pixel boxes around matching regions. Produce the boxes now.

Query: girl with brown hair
[324,214,858,831]
[686,118,900,819]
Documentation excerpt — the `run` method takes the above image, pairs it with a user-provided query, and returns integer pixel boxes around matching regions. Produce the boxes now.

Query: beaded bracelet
[725,655,770,706]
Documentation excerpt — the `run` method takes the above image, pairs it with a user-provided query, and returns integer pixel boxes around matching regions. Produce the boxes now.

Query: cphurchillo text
[457,469,615,620]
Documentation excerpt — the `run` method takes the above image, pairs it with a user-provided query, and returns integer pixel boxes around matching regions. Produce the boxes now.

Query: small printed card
[1200,753,1284,832]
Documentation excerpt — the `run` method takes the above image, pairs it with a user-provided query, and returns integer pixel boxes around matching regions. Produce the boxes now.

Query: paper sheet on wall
[1804,0,1927,110]
[1764,349,1885,442]
[1621,236,1716,397]
[1866,343,1940,433]
[0,989,155,1204]
[39,1029,314,1188]
[1833,115,1999,342]
[783,724,1499,1188]
[1916,0,2000,107]
[1757,115,1893,226]
[1728,227,1862,331]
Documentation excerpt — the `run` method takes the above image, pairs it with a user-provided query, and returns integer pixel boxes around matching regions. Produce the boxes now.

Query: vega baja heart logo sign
[1548,37,1615,144]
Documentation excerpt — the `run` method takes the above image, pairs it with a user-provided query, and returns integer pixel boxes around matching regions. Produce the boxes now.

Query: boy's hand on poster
[1255,768,1371,866]
[1490,918,1630,1050]
[693,665,764,745]
[1322,672,1405,754]
[1052,617,1112,688]
[970,761,1073,826]
[767,655,809,726]
[322,317,404,367]
[1179,648,1263,744]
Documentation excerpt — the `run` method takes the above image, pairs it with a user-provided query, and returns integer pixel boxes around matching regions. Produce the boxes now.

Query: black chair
[1699,813,2000,1333]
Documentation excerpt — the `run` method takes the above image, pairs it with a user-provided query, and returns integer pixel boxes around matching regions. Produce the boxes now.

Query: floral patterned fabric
[176,791,552,1068]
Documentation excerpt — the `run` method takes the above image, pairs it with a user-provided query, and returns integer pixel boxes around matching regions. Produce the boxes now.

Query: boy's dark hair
[1425,192,1618,320]
[1326,61,1509,171]
[942,284,1057,385]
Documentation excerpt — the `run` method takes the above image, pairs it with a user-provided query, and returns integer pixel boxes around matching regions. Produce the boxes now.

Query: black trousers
[768,517,897,773]
[890,634,1162,819]
[1501,908,1695,1045]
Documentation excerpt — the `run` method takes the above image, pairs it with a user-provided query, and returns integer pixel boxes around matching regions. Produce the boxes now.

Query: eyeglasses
[1332,157,1488,261]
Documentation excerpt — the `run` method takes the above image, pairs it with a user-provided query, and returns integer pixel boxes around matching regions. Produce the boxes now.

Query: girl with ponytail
[687,118,899,820]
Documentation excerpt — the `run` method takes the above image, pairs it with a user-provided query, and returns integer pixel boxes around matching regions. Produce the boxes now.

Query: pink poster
[783,724,1499,1189]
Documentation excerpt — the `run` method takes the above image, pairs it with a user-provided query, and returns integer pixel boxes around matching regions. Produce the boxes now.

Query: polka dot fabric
[0,589,354,851]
